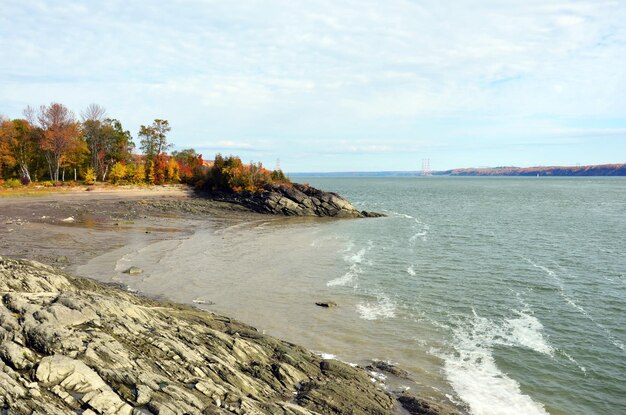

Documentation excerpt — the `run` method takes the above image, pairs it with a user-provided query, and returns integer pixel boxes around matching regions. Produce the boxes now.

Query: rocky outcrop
[0,257,403,415]
[207,183,385,218]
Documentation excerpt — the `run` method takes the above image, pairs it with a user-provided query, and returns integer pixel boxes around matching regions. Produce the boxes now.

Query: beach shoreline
[0,188,463,414]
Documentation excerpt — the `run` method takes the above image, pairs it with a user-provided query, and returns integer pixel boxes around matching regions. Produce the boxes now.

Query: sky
[1,0,625,172]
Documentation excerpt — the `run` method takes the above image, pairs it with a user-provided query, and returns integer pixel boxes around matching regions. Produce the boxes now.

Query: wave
[409,219,430,244]
[327,241,373,287]
[524,257,626,354]
[357,294,396,321]
[440,309,552,415]
[385,210,430,243]
[559,350,587,375]
[407,265,416,276]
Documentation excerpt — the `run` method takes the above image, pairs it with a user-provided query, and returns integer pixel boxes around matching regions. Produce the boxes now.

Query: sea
[78,177,626,415]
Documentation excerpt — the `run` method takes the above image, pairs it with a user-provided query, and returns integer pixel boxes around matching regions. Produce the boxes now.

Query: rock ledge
[206,183,385,218]
[0,257,407,414]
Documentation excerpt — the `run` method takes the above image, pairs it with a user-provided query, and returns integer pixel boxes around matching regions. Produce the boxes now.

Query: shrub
[3,179,22,189]
[146,162,156,185]
[109,162,127,184]
[132,164,146,184]
[84,168,96,185]
[166,158,180,183]
[41,181,54,187]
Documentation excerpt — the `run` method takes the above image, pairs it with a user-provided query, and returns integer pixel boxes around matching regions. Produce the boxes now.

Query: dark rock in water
[315,301,337,308]
[204,183,386,218]
[362,210,386,218]
[123,266,143,275]
[367,360,410,379]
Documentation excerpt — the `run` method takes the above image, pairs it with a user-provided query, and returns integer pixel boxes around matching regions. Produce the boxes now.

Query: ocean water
[79,177,626,415]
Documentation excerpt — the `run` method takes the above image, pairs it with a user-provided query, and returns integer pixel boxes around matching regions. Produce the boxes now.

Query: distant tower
[276,158,281,171]
[421,158,432,176]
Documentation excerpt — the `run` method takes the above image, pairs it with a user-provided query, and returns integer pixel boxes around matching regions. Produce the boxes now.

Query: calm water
[79,177,626,415]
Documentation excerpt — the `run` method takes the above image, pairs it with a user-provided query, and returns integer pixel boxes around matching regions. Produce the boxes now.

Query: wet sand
[0,186,259,271]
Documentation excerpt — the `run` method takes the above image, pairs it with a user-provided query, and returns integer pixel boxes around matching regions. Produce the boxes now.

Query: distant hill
[438,163,626,176]
[289,163,626,177]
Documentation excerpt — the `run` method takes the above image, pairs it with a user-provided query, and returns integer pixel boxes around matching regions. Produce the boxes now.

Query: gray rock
[123,266,143,275]
[206,183,386,218]
[366,360,410,379]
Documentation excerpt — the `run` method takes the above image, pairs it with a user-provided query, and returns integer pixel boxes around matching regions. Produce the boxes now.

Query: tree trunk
[46,156,54,181]
[102,164,109,182]
[20,164,31,183]
[74,169,77,181]
[54,159,60,182]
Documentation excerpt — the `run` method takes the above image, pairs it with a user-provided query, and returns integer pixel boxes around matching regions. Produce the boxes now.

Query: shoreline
[0,189,464,414]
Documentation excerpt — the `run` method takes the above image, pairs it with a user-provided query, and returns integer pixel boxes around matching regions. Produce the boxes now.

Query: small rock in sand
[61,217,75,223]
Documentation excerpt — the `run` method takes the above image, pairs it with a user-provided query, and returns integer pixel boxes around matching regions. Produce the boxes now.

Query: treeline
[0,102,288,191]
[440,164,626,176]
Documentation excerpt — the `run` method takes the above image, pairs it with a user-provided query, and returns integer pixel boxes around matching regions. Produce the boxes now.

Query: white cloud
[0,0,624,170]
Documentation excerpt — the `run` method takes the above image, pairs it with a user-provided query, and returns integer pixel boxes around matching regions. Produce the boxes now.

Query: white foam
[441,310,553,415]
[505,312,554,356]
[369,371,388,381]
[327,242,373,287]
[524,258,557,277]
[357,295,396,320]
[409,218,430,243]
[560,350,587,374]
[327,266,360,287]
[386,210,414,219]
[407,265,416,276]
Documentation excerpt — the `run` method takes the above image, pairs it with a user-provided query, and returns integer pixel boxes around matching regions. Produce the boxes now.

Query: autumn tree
[6,118,38,182]
[166,158,180,183]
[138,119,171,162]
[0,115,13,177]
[81,103,107,178]
[203,154,289,192]
[109,162,127,184]
[36,103,82,181]
[82,104,134,181]
[172,148,205,183]
[98,119,134,181]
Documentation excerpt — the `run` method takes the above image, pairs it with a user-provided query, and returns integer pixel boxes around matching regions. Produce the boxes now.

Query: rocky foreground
[206,183,384,218]
[0,258,452,415]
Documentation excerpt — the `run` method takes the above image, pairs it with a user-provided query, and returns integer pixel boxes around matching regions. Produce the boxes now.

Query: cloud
[0,0,625,171]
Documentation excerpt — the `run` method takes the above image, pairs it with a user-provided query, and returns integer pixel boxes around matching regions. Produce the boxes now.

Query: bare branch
[81,103,107,122]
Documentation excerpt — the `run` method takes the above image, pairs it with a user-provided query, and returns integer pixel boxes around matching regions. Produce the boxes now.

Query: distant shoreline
[289,163,626,177]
